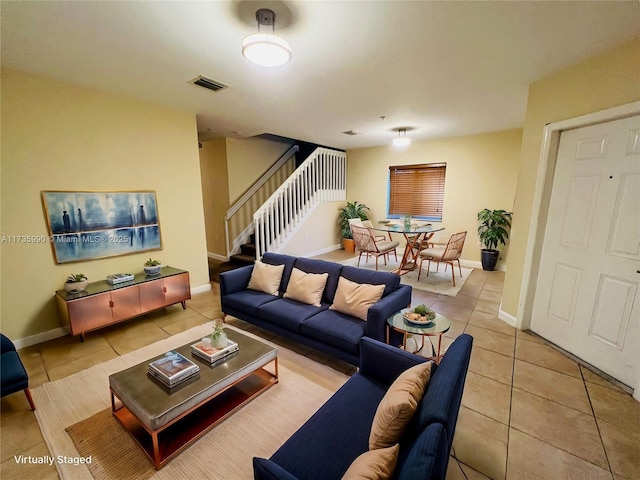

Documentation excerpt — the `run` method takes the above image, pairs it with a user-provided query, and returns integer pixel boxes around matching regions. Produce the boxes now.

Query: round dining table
[371,222,445,275]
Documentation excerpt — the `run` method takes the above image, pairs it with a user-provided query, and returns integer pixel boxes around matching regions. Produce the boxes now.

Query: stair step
[240,243,256,256]
[229,253,255,266]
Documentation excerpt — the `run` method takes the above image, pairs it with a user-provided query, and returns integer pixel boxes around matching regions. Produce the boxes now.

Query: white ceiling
[2,1,639,150]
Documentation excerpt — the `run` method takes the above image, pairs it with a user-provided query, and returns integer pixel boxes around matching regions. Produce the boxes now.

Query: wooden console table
[56,267,191,340]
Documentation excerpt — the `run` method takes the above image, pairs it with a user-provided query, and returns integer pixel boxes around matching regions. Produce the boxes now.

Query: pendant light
[242,9,292,67]
[392,128,411,147]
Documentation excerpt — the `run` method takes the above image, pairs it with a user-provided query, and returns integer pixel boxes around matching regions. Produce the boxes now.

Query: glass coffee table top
[387,308,451,336]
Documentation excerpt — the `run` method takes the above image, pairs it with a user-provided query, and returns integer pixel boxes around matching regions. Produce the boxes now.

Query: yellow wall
[199,138,230,256]
[346,129,522,265]
[226,137,292,203]
[502,38,640,319]
[1,69,210,341]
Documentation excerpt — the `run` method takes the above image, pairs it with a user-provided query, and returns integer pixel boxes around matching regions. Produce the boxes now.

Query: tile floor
[1,252,639,480]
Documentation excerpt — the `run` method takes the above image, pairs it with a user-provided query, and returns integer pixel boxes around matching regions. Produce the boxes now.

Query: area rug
[340,254,472,297]
[32,323,348,480]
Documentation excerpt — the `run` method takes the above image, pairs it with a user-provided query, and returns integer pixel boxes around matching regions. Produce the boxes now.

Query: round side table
[386,308,451,363]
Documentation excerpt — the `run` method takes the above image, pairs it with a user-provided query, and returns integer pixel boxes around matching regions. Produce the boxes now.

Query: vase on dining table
[403,215,412,230]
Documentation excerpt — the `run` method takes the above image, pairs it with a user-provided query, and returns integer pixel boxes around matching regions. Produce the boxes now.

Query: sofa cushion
[248,260,285,296]
[261,252,298,293]
[341,266,400,297]
[221,290,280,318]
[283,268,329,307]
[293,257,343,304]
[300,310,367,355]
[342,443,399,480]
[270,373,387,480]
[259,298,328,333]
[396,423,448,480]
[369,362,433,450]
[330,277,386,321]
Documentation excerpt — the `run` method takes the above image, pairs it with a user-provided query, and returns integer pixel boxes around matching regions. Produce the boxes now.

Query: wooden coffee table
[109,328,278,469]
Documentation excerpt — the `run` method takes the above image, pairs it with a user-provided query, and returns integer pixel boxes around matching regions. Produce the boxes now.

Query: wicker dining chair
[417,231,467,286]
[351,224,399,270]
[348,218,386,242]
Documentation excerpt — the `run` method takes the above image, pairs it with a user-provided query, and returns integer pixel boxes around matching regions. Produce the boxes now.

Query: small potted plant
[144,258,162,275]
[477,209,512,271]
[211,321,228,349]
[338,201,371,253]
[65,273,88,293]
[403,304,436,323]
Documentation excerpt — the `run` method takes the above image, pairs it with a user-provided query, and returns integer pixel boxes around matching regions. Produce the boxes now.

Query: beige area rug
[341,254,472,297]
[32,323,348,480]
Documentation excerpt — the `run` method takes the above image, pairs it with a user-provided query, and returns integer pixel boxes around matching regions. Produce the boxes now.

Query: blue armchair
[1,334,36,410]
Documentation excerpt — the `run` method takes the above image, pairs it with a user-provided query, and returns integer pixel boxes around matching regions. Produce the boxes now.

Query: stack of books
[191,339,239,365]
[106,273,135,285]
[148,351,200,388]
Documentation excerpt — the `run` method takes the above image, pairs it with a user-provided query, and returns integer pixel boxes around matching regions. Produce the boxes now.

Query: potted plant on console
[144,258,162,275]
[65,273,88,293]
[477,208,512,271]
[338,201,371,253]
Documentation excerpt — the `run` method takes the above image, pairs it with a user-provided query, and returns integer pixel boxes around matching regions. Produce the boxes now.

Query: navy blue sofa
[220,253,411,366]
[253,334,473,480]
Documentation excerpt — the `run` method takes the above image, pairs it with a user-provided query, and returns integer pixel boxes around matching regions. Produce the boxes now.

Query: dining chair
[351,224,399,270]
[1,333,36,410]
[348,218,386,242]
[417,231,467,286]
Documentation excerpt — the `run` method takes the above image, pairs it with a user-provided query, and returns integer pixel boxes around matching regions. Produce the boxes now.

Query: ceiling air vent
[191,76,228,92]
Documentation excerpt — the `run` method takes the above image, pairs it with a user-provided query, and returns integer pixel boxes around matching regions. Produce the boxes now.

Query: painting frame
[41,190,163,264]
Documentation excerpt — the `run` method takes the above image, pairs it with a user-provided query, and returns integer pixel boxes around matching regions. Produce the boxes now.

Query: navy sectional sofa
[253,334,473,480]
[219,253,411,366]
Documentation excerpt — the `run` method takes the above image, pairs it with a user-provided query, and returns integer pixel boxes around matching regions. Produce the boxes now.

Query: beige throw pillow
[341,444,400,480]
[330,277,385,321]
[283,268,329,307]
[247,260,285,296]
[369,362,434,450]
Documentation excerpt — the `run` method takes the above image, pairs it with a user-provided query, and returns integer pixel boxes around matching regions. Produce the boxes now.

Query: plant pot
[343,238,355,253]
[481,249,500,271]
[211,331,228,349]
[64,280,88,293]
[144,265,162,275]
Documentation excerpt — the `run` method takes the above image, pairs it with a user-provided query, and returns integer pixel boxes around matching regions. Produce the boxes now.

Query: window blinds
[389,163,446,219]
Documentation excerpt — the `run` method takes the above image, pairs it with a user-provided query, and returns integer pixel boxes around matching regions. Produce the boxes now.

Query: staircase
[230,234,256,267]
[223,146,347,263]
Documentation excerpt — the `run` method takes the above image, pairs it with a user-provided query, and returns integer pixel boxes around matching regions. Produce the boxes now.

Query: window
[388,163,446,221]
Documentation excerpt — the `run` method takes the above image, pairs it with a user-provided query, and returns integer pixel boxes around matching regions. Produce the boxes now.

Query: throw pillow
[341,444,400,480]
[247,260,285,296]
[330,277,385,321]
[369,361,434,450]
[283,268,329,307]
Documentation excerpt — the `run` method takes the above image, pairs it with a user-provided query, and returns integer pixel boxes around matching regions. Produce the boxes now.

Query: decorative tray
[403,311,436,326]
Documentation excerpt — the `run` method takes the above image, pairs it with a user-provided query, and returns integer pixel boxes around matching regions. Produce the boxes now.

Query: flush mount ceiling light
[392,128,412,147]
[242,8,292,67]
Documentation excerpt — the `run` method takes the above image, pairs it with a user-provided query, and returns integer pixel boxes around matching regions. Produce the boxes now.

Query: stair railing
[254,147,347,258]
[224,145,299,258]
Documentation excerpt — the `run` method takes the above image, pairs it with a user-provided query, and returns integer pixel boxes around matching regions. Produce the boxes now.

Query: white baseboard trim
[460,259,506,272]
[191,283,212,295]
[207,252,228,262]
[498,306,518,328]
[301,244,343,258]
[13,327,69,350]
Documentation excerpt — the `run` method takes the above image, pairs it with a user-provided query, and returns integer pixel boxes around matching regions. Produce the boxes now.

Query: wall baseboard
[302,244,342,258]
[191,283,212,295]
[460,259,507,272]
[498,307,518,328]
[13,327,69,350]
[207,252,228,262]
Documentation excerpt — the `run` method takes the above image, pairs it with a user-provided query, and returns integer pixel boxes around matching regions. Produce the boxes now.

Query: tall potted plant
[338,201,371,253]
[477,209,512,271]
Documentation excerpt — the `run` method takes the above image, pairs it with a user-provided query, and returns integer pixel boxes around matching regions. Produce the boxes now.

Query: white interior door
[531,115,640,388]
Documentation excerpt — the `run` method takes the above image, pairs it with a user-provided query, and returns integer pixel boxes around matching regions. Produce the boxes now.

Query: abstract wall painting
[41,190,162,264]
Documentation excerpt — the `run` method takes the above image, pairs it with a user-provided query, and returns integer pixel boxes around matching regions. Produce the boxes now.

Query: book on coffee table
[190,339,239,364]
[148,351,200,388]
